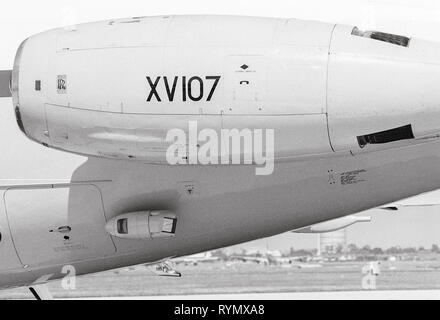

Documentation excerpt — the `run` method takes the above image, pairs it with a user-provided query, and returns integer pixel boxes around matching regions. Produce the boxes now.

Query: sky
[1,0,440,251]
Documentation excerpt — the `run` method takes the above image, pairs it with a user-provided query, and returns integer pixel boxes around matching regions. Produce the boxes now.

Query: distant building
[318,229,347,255]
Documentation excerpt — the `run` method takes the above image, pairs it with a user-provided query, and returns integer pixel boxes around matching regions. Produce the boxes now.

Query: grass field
[1,260,440,299]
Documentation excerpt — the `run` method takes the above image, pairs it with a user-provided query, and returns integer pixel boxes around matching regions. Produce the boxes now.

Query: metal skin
[1,15,440,289]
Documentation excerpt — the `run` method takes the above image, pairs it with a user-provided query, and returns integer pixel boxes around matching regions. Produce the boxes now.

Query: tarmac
[82,290,440,300]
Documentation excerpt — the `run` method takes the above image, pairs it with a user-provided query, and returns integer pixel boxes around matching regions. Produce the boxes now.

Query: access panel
[5,185,116,267]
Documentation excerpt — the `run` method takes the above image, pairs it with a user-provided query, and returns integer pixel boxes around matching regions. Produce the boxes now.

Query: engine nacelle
[293,215,371,234]
[105,211,177,240]
[11,15,440,163]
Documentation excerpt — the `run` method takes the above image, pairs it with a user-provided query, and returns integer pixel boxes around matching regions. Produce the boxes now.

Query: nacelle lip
[11,38,28,110]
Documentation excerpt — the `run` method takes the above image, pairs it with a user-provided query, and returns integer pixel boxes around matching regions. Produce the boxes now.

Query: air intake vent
[357,124,415,148]
[352,27,410,47]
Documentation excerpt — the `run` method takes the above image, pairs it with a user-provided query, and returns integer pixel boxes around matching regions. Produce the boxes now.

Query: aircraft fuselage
[1,15,440,289]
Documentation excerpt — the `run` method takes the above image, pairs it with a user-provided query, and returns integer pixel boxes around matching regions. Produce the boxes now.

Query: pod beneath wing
[106,211,177,240]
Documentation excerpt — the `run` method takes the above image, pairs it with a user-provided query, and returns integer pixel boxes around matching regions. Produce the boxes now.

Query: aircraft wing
[293,215,371,234]
[381,203,440,211]
[380,190,440,211]
[0,70,11,97]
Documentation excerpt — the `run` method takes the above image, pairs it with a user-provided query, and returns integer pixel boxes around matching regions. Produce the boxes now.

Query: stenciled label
[146,76,221,102]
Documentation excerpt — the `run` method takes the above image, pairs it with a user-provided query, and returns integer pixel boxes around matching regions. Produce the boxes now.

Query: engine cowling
[11,15,440,164]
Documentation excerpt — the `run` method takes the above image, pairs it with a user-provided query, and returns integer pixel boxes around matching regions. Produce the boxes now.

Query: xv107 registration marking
[146,76,221,102]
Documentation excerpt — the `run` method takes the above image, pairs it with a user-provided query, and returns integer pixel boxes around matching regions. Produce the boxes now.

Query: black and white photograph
[1,0,440,307]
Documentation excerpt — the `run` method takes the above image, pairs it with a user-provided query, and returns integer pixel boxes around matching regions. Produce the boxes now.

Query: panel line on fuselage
[0,179,112,190]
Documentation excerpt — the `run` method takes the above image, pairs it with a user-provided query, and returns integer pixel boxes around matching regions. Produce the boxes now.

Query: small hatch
[352,27,410,47]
